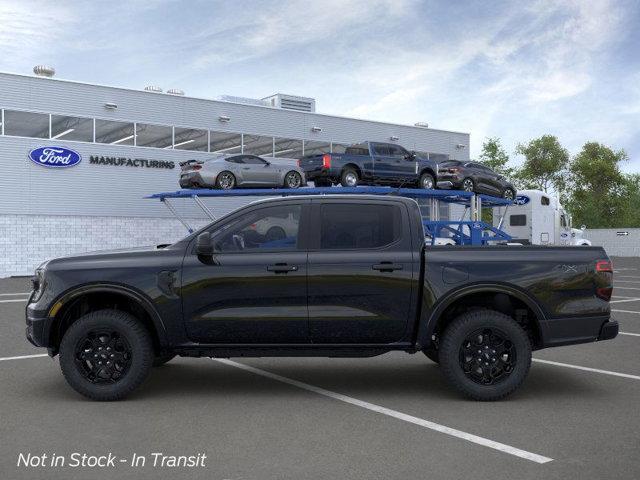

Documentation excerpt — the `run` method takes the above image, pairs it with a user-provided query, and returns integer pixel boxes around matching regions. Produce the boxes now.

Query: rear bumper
[598,320,619,340]
[179,172,209,188]
[543,316,618,347]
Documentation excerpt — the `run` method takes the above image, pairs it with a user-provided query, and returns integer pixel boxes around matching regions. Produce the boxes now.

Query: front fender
[47,283,169,348]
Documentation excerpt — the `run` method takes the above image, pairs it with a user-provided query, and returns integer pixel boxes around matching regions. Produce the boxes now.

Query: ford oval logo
[28,146,82,168]
[514,195,530,206]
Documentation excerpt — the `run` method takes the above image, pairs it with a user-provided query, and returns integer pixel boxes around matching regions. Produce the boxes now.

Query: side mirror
[196,232,214,256]
[264,160,271,166]
[581,225,586,231]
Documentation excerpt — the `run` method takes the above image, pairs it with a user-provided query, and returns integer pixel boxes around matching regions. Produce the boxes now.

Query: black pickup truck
[26,195,617,401]
[299,141,439,189]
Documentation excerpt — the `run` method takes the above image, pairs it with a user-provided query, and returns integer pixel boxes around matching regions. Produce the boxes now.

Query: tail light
[192,165,202,170]
[322,154,331,169]
[595,259,613,301]
[297,159,301,167]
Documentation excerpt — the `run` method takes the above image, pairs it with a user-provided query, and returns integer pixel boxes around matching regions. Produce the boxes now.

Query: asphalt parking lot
[1,257,639,480]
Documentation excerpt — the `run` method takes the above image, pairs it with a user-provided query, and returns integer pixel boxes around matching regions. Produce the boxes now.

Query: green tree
[566,142,628,228]
[479,137,514,177]
[619,174,640,228]
[515,135,569,193]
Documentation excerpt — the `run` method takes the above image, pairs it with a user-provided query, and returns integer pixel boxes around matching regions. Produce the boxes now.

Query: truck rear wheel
[439,309,531,401]
[59,309,154,401]
[340,168,359,187]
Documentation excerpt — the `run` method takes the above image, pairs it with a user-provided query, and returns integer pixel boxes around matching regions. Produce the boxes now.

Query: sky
[1,0,639,171]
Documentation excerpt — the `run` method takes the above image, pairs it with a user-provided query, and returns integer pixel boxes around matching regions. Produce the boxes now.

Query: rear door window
[372,144,390,156]
[319,204,401,249]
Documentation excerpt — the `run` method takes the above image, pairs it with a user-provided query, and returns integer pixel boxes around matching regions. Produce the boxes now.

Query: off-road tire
[59,309,154,401]
[439,309,531,401]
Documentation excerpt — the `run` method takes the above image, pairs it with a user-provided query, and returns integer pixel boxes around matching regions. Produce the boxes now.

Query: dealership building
[0,68,470,277]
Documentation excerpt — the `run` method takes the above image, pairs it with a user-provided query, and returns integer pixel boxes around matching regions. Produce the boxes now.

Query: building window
[273,137,303,158]
[95,119,135,145]
[3,110,50,139]
[243,134,274,156]
[173,127,208,151]
[210,131,242,154]
[135,123,173,148]
[50,114,94,142]
[303,140,331,156]
[416,198,449,220]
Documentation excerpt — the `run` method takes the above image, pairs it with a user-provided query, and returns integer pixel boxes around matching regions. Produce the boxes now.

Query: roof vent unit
[217,95,270,107]
[144,85,163,93]
[167,88,185,96]
[262,93,316,113]
[414,122,429,128]
[33,65,55,78]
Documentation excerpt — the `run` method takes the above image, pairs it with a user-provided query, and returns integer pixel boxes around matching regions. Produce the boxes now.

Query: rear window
[510,215,527,226]
[320,204,401,249]
[345,144,370,156]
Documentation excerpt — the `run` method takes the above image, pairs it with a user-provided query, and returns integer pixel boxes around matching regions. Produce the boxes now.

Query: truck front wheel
[59,309,154,401]
[439,309,531,401]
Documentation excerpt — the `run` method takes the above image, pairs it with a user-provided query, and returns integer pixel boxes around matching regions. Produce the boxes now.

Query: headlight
[31,268,46,302]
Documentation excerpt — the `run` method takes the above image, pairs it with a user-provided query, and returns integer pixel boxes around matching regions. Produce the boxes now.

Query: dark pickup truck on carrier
[26,195,618,401]
[299,141,439,189]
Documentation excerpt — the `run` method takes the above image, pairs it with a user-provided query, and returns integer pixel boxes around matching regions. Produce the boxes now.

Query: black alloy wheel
[285,171,302,189]
[439,309,531,401]
[458,327,516,385]
[74,330,132,384]
[59,309,153,401]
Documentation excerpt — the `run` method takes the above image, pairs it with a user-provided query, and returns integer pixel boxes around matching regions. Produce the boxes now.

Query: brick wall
[0,215,209,277]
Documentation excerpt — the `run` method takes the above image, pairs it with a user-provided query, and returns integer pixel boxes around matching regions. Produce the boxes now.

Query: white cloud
[0,1,76,68]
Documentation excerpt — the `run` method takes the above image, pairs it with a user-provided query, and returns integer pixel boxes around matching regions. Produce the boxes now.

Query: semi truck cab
[495,189,591,246]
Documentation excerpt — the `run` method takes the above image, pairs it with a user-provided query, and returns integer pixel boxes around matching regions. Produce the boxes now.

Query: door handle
[372,262,403,272]
[267,263,298,273]
[242,167,251,170]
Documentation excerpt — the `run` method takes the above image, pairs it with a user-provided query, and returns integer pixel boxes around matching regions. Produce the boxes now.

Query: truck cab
[495,189,591,246]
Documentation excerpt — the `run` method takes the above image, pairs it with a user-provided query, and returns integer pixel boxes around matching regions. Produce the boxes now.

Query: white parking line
[610,298,640,304]
[620,332,640,337]
[533,359,640,381]
[213,358,553,464]
[0,292,30,296]
[616,280,640,285]
[613,309,640,315]
[616,275,640,280]
[0,299,28,304]
[0,354,49,362]
[614,286,640,291]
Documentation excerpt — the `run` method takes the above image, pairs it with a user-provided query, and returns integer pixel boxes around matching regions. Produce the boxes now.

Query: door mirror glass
[196,232,214,256]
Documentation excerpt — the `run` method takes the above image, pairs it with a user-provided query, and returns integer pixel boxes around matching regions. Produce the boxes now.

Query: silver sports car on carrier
[179,154,307,189]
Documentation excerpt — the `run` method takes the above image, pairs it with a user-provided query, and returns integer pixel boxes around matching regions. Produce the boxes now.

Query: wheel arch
[342,163,362,178]
[47,283,168,355]
[419,283,548,350]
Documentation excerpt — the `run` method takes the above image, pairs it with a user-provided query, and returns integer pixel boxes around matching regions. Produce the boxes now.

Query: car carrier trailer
[146,186,514,246]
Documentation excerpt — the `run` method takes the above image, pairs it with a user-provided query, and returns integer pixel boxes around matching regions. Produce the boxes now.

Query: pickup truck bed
[26,195,617,401]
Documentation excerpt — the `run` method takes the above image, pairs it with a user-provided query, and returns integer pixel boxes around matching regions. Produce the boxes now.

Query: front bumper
[26,308,49,348]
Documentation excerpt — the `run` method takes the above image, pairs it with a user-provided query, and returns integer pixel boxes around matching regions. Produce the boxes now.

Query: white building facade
[0,71,470,277]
